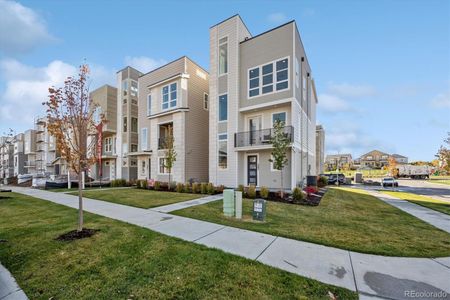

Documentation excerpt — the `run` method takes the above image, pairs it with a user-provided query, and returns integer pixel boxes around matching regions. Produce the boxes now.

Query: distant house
[391,153,408,164]
[324,154,353,171]
[358,150,408,169]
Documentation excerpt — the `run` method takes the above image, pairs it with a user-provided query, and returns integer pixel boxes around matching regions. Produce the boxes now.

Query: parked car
[381,177,398,187]
[327,173,346,185]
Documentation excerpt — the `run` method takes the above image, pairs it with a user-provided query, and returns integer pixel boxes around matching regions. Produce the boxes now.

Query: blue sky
[0,0,449,161]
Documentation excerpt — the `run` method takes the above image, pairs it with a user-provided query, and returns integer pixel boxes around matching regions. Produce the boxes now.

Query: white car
[381,177,398,187]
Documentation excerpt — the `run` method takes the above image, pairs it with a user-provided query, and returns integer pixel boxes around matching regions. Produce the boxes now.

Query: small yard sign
[252,199,266,221]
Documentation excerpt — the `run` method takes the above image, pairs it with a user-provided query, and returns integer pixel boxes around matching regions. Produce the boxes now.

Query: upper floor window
[272,112,286,125]
[248,57,289,98]
[203,93,209,110]
[162,83,177,110]
[219,94,227,122]
[141,128,148,151]
[123,117,127,132]
[104,137,112,152]
[122,80,128,96]
[131,117,138,133]
[147,94,152,116]
[130,80,138,97]
[131,144,138,153]
[219,37,228,75]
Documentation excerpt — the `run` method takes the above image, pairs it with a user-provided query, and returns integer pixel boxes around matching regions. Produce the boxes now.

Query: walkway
[0,263,28,300]
[367,190,450,234]
[149,193,223,213]
[9,187,450,300]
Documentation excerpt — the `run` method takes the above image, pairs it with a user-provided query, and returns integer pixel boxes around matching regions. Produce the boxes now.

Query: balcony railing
[234,126,293,148]
[24,161,36,167]
[158,137,169,150]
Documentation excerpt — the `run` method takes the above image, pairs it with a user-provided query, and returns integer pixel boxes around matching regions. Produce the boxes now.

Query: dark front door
[148,158,151,179]
[247,155,258,186]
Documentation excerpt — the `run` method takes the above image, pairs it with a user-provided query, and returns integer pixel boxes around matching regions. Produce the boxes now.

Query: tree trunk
[77,170,84,232]
[280,168,284,198]
[168,171,171,191]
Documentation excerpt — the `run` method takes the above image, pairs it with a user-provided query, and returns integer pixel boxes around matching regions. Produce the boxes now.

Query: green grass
[68,188,199,209]
[48,186,125,193]
[428,179,450,186]
[325,169,387,178]
[173,188,450,257]
[382,191,450,215]
[0,193,357,299]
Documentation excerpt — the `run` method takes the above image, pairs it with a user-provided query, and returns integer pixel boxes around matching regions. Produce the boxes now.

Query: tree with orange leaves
[43,64,102,232]
[387,156,398,178]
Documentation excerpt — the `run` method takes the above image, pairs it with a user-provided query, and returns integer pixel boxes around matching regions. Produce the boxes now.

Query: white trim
[217,92,228,122]
[245,114,264,132]
[147,108,189,120]
[244,153,260,187]
[146,93,152,116]
[239,98,292,112]
[218,35,229,77]
[217,136,228,171]
[157,157,169,175]
[147,74,182,89]
[141,127,148,151]
[161,82,178,111]
[247,56,290,100]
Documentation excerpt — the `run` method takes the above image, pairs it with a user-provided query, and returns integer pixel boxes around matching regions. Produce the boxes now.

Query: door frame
[245,114,264,132]
[244,153,259,187]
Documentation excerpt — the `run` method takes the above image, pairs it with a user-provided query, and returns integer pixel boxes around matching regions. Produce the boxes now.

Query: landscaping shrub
[200,182,208,194]
[260,186,269,199]
[154,181,161,191]
[318,176,328,188]
[136,180,143,189]
[207,183,215,195]
[111,179,127,187]
[216,185,225,193]
[183,183,191,193]
[247,185,256,199]
[292,187,304,202]
[237,184,244,192]
[142,180,148,189]
[168,182,176,191]
[304,186,318,196]
[191,183,200,194]
[176,183,184,193]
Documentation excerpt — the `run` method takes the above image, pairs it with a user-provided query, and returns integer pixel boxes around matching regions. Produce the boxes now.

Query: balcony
[234,126,294,148]
[158,137,169,150]
[24,161,36,167]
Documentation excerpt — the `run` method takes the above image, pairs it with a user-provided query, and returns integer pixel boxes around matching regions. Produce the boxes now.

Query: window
[123,117,127,132]
[93,106,102,124]
[218,133,227,140]
[141,160,146,174]
[203,93,209,110]
[123,99,127,104]
[131,144,138,152]
[302,75,307,105]
[131,99,138,105]
[123,143,128,154]
[147,94,152,116]
[141,128,148,151]
[248,57,289,98]
[218,94,227,122]
[295,58,300,88]
[104,137,112,152]
[130,80,138,97]
[218,140,227,169]
[130,159,137,166]
[219,37,228,75]
[159,157,169,174]
[272,112,286,125]
[162,83,177,110]
[122,80,128,96]
[131,117,138,133]
[113,138,116,154]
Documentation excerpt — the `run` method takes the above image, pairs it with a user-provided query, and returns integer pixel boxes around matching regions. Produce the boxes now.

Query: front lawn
[68,189,199,208]
[0,193,356,299]
[172,188,450,257]
[382,191,450,215]
[429,179,450,186]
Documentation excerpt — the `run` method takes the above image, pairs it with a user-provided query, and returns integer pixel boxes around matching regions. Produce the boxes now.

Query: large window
[130,80,138,97]
[162,83,177,110]
[141,128,148,151]
[159,157,169,174]
[123,117,127,132]
[131,117,138,133]
[104,137,112,152]
[248,57,289,98]
[219,37,228,75]
[147,94,152,116]
[122,80,128,96]
[218,138,227,169]
[272,112,286,125]
[218,94,227,122]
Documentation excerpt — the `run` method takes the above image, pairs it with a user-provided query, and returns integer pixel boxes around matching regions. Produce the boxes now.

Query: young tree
[43,64,101,232]
[387,156,398,178]
[435,132,450,173]
[269,120,290,197]
[163,125,177,190]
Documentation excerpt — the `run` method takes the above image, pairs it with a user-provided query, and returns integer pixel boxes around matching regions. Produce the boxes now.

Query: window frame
[131,117,138,133]
[158,157,169,175]
[104,137,112,153]
[271,111,288,127]
[218,36,228,76]
[203,93,209,110]
[130,144,138,153]
[161,82,177,111]
[247,56,290,99]
[218,93,228,122]
[130,80,138,97]
[147,93,152,116]
[217,135,228,170]
[141,127,148,151]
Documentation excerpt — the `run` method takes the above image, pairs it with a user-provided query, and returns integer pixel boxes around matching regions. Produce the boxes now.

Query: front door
[247,155,258,186]
[148,158,151,179]
[248,116,262,145]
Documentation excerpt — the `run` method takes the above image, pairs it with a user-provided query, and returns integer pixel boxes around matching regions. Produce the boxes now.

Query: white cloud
[327,82,376,98]
[124,56,167,73]
[431,91,450,108]
[0,0,55,54]
[318,94,351,112]
[267,13,288,24]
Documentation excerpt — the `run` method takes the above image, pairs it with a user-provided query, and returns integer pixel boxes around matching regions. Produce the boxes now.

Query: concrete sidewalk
[149,193,223,213]
[368,190,450,234]
[9,187,450,300]
[0,263,28,300]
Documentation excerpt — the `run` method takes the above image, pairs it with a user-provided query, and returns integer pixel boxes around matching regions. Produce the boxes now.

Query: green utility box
[253,199,267,221]
[223,189,235,217]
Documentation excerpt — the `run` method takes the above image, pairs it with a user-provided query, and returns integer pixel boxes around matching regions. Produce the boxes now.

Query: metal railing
[158,137,169,149]
[234,126,293,147]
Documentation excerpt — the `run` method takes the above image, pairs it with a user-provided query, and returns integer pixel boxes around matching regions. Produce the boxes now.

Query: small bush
[207,183,215,195]
[318,176,328,188]
[292,187,304,202]
[168,182,176,191]
[111,179,127,187]
[200,182,208,194]
[183,182,191,193]
[176,183,184,193]
[142,180,148,189]
[304,186,318,195]
[260,186,269,199]
[247,185,256,199]
[136,179,143,189]
[192,183,200,194]
[154,181,161,191]
[216,184,225,193]
[237,184,244,192]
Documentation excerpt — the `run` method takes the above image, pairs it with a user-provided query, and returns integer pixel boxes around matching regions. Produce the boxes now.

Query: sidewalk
[9,187,450,300]
[149,193,223,213]
[0,263,28,300]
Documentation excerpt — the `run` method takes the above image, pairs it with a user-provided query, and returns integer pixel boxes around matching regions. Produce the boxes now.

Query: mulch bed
[55,228,99,242]
[262,188,328,206]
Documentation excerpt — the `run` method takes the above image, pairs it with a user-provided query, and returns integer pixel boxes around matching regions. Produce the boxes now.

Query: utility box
[235,191,242,219]
[223,189,235,217]
[354,172,363,183]
[253,199,266,221]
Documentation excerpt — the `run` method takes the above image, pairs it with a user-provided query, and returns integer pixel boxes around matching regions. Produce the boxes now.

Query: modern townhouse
[315,125,325,174]
[208,15,317,190]
[89,84,118,181]
[0,136,14,182]
[13,133,25,176]
[23,129,37,175]
[134,56,209,183]
[35,117,62,175]
[116,66,142,181]
[324,153,353,171]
